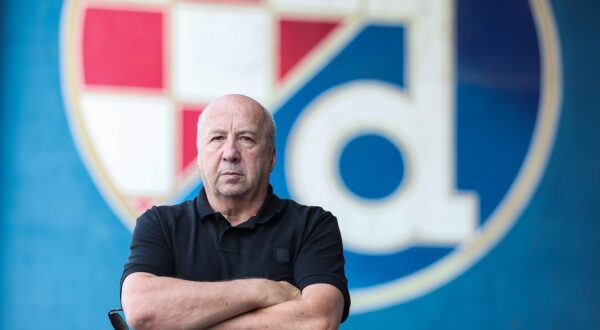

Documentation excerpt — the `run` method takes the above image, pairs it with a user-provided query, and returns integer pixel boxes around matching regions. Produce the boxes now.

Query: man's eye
[240,136,254,143]
[211,136,225,142]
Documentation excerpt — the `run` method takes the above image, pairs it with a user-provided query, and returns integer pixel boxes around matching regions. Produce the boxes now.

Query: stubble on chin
[214,177,250,198]
[215,185,250,198]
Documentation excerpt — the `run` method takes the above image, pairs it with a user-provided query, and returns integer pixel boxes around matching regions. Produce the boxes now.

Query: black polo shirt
[121,185,350,322]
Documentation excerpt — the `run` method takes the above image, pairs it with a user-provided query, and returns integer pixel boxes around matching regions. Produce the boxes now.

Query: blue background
[1,0,599,329]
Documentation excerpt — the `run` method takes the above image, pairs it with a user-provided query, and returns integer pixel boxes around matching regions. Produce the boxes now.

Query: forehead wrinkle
[206,128,259,136]
[197,94,274,148]
[204,117,260,135]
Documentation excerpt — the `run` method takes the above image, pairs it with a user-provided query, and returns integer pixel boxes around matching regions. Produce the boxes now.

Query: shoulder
[276,198,339,234]
[280,198,335,221]
[136,198,198,229]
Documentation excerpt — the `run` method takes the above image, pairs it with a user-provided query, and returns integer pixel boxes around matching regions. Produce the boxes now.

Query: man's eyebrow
[236,130,259,136]
[206,129,227,135]
[205,129,259,136]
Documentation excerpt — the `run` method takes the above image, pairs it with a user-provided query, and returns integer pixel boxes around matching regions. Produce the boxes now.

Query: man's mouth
[220,171,242,177]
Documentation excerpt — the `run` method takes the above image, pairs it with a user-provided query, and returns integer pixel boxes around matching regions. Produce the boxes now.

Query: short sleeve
[294,211,351,322]
[120,207,174,297]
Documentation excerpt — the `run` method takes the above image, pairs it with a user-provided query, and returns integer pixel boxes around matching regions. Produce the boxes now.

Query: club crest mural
[61,0,561,314]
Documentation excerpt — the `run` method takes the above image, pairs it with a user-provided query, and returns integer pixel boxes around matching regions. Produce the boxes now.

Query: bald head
[197,94,275,152]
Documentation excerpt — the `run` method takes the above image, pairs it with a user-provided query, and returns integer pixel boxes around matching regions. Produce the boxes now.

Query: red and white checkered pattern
[70,0,343,215]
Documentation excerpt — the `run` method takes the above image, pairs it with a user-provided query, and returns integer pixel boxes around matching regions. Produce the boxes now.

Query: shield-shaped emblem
[61,0,561,313]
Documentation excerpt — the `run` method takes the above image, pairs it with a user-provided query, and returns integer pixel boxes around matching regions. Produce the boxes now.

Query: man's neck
[206,187,268,227]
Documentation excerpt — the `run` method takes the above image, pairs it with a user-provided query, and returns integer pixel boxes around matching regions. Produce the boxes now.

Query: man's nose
[222,138,240,162]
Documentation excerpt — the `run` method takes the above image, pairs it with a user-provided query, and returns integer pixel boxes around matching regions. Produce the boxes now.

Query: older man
[121,94,350,329]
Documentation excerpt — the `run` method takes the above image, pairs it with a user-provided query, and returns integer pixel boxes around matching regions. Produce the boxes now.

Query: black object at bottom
[108,308,129,330]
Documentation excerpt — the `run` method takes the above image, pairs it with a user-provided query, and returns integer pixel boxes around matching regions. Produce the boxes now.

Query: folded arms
[122,272,344,330]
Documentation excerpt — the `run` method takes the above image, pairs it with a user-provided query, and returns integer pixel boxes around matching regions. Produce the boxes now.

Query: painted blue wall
[1,0,599,328]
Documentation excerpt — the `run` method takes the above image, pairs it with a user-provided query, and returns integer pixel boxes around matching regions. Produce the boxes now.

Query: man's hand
[209,283,345,330]
[261,281,301,306]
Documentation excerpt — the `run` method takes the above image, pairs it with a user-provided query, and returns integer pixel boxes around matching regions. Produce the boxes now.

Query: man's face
[196,96,274,200]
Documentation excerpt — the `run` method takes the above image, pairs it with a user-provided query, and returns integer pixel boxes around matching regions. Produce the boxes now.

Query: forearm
[121,273,277,330]
[208,300,330,330]
[208,284,344,330]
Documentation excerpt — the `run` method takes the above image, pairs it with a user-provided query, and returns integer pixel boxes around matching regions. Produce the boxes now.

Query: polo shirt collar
[196,184,285,225]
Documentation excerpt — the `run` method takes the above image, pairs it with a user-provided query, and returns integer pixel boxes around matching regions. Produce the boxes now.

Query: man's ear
[196,153,203,175]
[270,148,276,172]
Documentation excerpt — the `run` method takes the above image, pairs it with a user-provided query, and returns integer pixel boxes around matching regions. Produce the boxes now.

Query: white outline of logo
[60,0,562,314]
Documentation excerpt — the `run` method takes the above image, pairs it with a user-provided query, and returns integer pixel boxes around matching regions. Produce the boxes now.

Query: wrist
[254,278,275,307]
[239,278,272,308]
